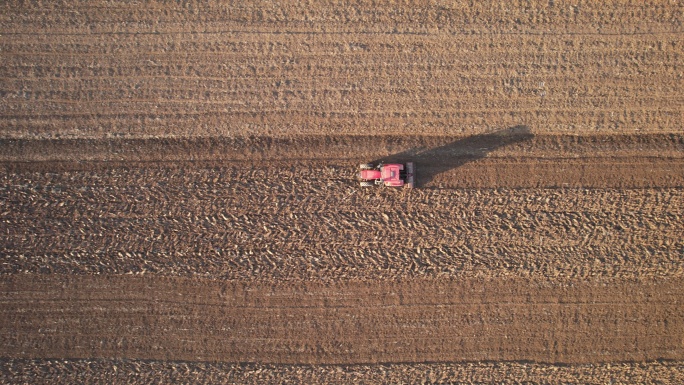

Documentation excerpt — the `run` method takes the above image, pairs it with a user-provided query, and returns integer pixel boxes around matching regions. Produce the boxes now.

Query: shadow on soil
[372,125,533,187]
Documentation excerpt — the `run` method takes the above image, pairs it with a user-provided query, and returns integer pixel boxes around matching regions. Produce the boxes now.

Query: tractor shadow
[372,125,533,187]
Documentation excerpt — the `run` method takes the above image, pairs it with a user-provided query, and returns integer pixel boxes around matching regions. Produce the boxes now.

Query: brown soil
[2,275,683,364]
[0,157,682,282]
[1,131,683,189]
[2,359,683,385]
[1,0,684,383]
[1,1,682,139]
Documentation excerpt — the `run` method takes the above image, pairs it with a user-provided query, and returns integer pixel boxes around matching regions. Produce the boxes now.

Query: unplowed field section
[4,359,684,385]
[1,1,682,139]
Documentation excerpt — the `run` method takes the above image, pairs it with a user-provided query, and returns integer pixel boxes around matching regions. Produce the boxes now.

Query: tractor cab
[380,164,405,187]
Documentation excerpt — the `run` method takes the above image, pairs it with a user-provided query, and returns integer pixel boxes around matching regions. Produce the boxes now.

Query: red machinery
[358,162,415,188]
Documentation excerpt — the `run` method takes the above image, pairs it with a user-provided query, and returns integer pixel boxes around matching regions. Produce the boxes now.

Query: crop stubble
[1,162,683,281]
[1,0,684,383]
[1,1,682,138]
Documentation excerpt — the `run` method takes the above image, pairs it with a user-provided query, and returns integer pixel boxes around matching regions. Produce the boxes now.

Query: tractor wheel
[359,163,373,170]
[360,181,374,187]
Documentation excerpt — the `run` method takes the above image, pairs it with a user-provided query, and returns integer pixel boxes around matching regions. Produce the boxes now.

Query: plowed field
[1,0,683,383]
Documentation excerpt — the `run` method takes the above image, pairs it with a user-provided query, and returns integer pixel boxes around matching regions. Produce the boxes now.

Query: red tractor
[358,162,415,188]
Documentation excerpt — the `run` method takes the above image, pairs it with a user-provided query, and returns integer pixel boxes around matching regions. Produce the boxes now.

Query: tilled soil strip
[1,274,682,364]
[1,133,682,188]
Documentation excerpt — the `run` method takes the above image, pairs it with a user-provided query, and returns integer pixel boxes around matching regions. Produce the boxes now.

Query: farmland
[1,1,683,383]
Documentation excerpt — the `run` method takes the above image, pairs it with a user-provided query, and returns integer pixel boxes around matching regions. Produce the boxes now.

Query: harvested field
[3,359,683,385]
[1,161,683,281]
[1,0,684,383]
[1,1,682,139]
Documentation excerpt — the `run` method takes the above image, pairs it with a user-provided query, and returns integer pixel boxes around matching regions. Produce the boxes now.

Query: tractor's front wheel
[359,163,373,170]
[360,181,374,187]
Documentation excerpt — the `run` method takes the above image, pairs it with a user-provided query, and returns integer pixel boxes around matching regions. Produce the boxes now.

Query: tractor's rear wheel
[360,181,374,187]
[359,163,373,170]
